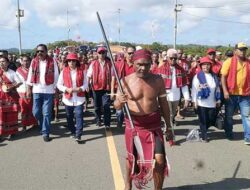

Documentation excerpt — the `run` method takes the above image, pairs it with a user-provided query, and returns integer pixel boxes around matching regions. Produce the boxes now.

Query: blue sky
[1,0,250,49]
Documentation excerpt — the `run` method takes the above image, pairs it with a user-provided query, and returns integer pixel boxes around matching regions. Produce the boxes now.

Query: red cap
[97,46,107,53]
[65,53,80,63]
[199,57,213,65]
[206,48,216,54]
[132,49,151,62]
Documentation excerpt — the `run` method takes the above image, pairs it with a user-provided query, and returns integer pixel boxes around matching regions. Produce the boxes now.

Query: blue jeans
[32,93,54,136]
[65,104,84,138]
[93,90,111,126]
[116,109,124,127]
[224,95,250,140]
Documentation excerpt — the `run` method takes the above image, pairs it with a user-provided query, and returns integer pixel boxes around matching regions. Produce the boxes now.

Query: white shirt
[165,66,190,102]
[16,68,28,93]
[87,60,105,79]
[57,69,88,106]
[3,69,22,84]
[26,59,59,94]
[192,73,219,108]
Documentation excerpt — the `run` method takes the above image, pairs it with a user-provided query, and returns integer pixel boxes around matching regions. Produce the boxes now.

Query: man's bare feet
[124,183,132,190]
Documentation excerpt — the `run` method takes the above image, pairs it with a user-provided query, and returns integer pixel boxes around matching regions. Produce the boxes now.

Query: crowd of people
[0,42,249,189]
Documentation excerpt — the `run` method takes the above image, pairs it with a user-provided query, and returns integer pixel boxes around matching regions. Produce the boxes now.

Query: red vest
[30,56,54,85]
[227,56,250,96]
[116,59,126,79]
[115,59,134,78]
[63,67,85,99]
[157,62,187,89]
[92,59,112,91]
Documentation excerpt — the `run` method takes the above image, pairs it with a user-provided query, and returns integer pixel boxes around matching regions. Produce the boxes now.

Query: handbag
[186,128,201,142]
[215,110,224,130]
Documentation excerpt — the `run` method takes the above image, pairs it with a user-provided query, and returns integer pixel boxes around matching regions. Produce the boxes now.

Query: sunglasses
[238,48,247,51]
[98,51,106,54]
[127,52,134,55]
[208,53,216,55]
[37,50,44,53]
[201,63,210,66]
[169,57,177,60]
[68,59,77,62]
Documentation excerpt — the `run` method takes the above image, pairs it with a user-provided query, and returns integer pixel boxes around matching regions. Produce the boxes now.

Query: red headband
[132,49,151,62]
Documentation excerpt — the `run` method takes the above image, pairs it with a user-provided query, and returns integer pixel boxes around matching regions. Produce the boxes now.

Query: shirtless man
[114,49,172,190]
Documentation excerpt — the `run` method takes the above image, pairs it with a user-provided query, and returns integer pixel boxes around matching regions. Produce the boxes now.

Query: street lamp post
[174,0,182,49]
[16,0,24,55]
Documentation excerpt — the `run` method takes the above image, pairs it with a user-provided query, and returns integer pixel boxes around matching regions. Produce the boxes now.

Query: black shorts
[154,136,165,155]
[133,136,165,156]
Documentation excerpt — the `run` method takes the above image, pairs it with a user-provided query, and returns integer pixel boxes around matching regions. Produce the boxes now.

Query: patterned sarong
[0,91,19,135]
[125,111,169,189]
[18,93,37,126]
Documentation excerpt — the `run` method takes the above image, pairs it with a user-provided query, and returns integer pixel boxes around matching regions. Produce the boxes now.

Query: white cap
[136,46,142,50]
[167,48,177,57]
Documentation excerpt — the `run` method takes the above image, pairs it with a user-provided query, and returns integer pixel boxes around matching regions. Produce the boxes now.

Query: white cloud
[4,0,250,30]
[0,0,18,29]
[139,19,162,39]
[239,14,250,23]
[2,0,250,48]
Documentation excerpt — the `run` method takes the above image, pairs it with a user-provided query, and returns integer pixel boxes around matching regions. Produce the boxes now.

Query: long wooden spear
[96,12,144,160]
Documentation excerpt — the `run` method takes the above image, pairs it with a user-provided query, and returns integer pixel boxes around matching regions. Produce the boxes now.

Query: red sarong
[0,71,19,135]
[125,111,169,189]
[18,93,37,126]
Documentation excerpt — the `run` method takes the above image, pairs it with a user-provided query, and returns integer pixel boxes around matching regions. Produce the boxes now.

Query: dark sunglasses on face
[208,53,215,55]
[98,51,106,54]
[68,59,77,62]
[238,48,247,51]
[169,57,177,60]
[127,52,134,55]
[37,50,44,53]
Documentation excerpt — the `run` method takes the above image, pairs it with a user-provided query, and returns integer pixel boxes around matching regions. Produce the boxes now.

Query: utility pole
[151,20,155,40]
[16,0,24,55]
[174,0,182,49]
[67,9,70,46]
[117,8,121,46]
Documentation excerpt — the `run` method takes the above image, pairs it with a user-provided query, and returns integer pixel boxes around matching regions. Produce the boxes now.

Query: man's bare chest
[126,81,158,101]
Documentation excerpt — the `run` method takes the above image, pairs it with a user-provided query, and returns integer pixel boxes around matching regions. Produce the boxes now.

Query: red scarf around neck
[0,69,12,85]
[63,66,85,99]
[0,69,19,102]
[157,62,187,89]
[17,67,29,81]
[30,56,54,85]
[227,56,250,96]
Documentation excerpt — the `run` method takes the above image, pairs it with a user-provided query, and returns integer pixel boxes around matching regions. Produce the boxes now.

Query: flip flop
[176,115,185,119]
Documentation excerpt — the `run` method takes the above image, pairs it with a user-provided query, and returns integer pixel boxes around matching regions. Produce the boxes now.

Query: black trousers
[93,90,111,126]
[197,106,217,140]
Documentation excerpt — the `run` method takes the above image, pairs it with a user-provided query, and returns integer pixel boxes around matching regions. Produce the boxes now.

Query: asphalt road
[0,106,250,190]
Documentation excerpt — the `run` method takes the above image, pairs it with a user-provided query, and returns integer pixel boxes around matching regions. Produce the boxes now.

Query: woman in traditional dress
[16,55,37,131]
[0,56,22,139]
